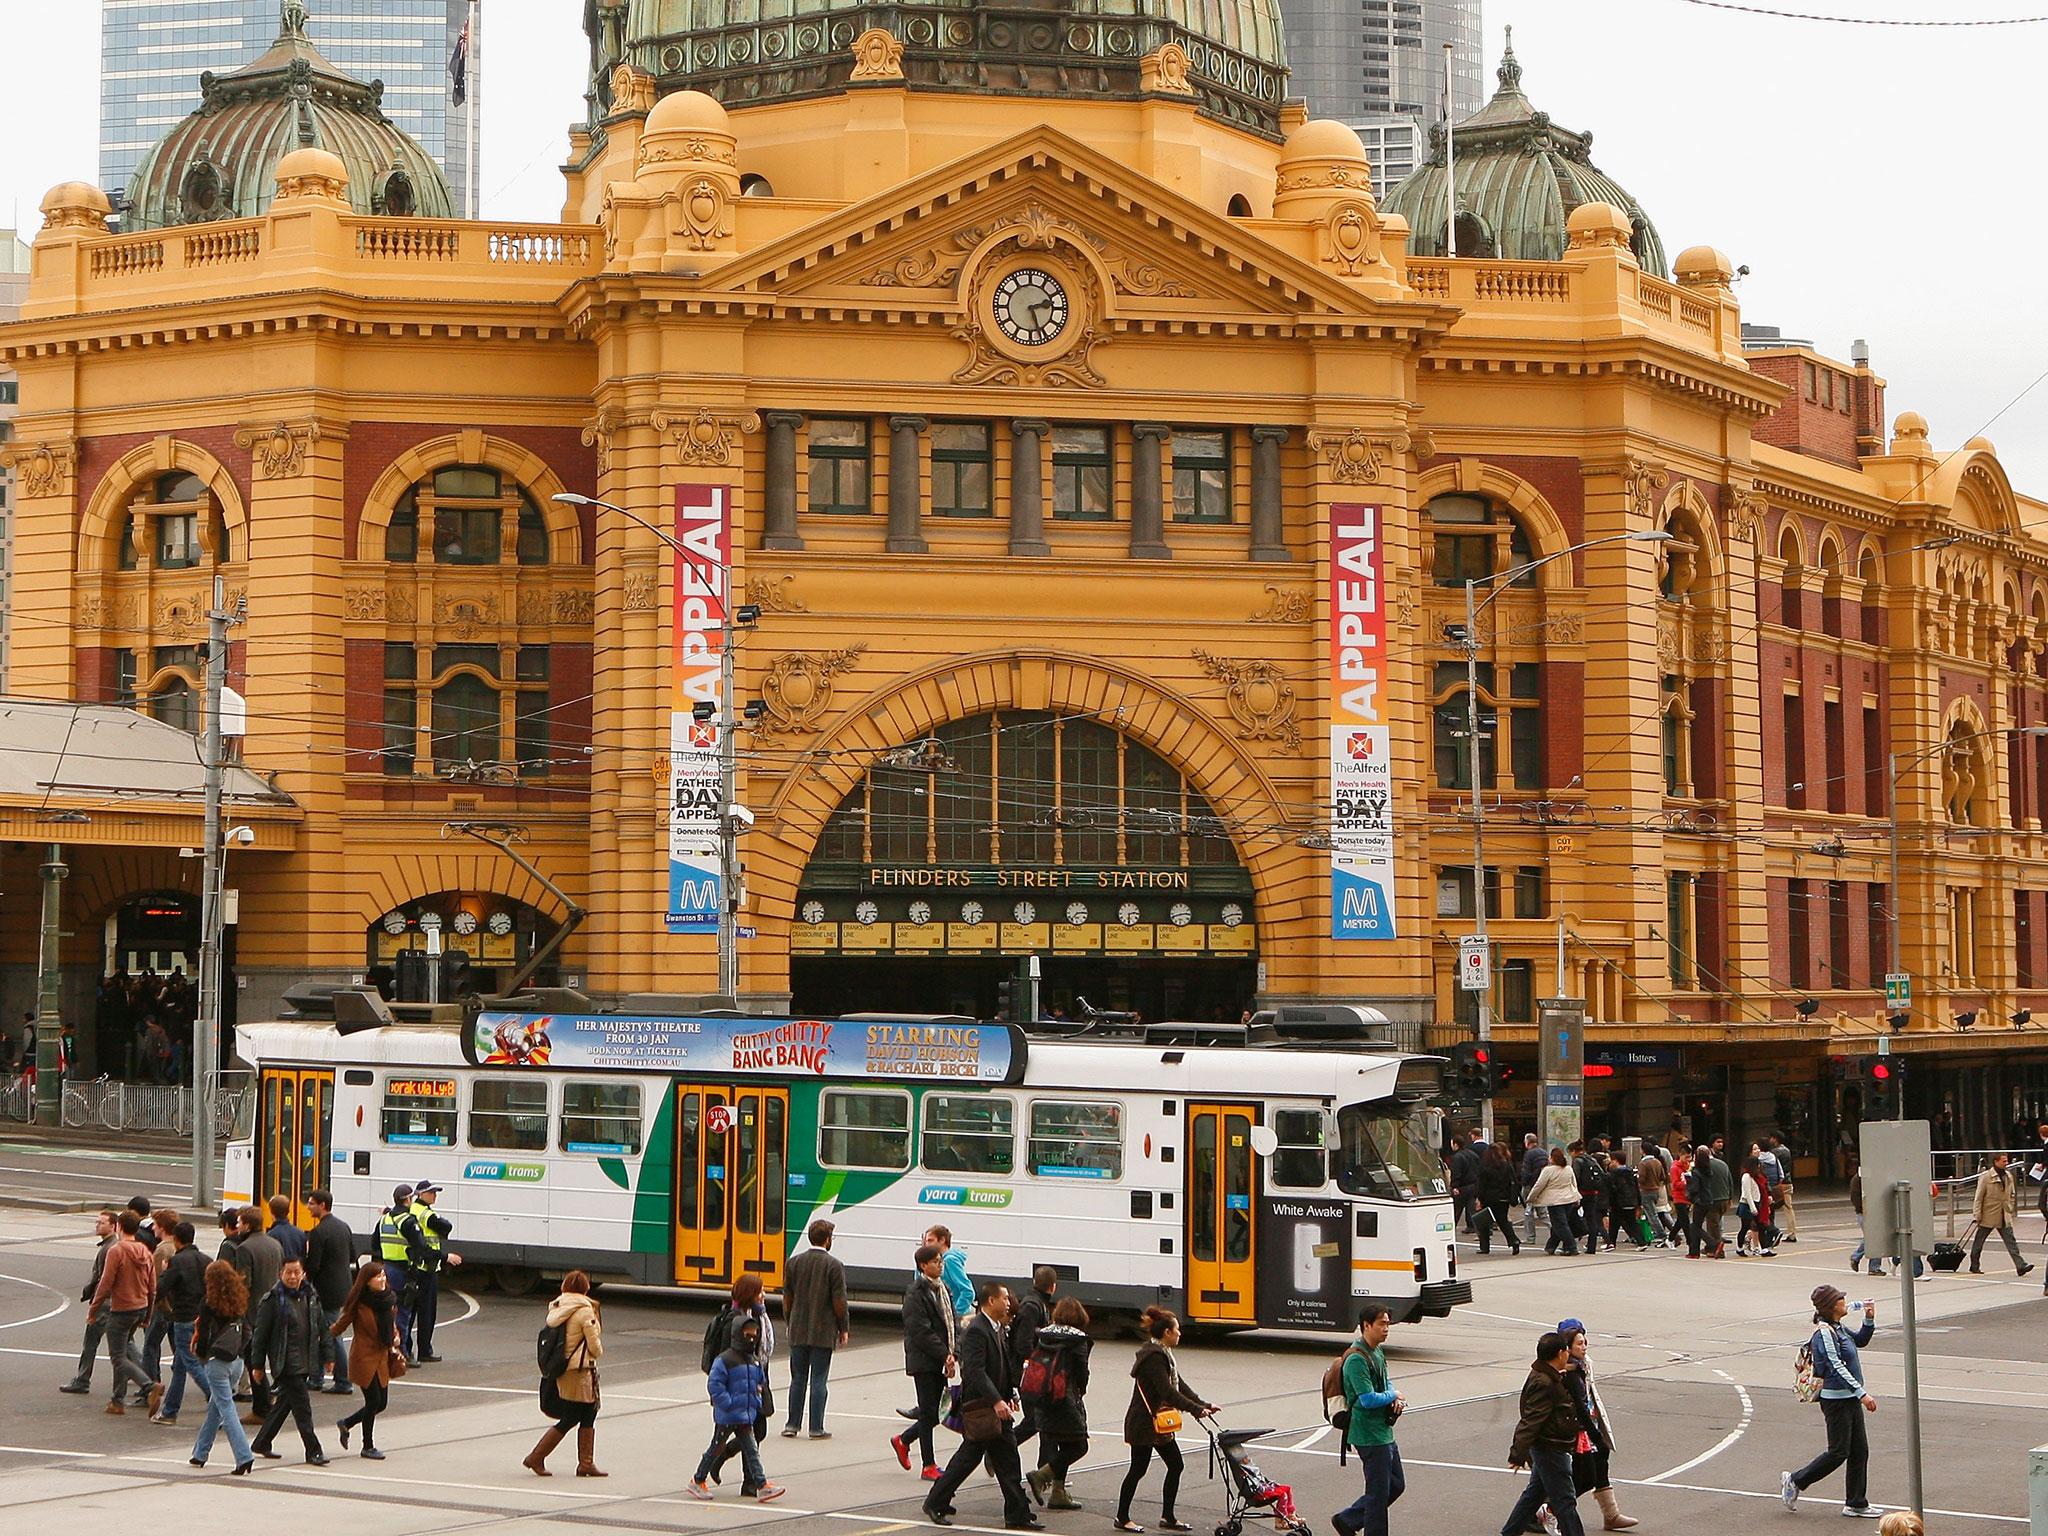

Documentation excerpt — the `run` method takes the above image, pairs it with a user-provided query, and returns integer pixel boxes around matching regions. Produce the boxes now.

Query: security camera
[228,826,256,847]
[726,803,756,829]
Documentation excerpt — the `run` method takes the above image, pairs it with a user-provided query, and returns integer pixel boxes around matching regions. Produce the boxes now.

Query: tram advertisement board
[1254,1195,1350,1330]
[668,483,730,933]
[468,1010,1025,1083]
[1329,501,1397,939]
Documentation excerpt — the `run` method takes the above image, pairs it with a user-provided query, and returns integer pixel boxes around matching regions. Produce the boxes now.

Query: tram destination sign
[468,1010,1025,1083]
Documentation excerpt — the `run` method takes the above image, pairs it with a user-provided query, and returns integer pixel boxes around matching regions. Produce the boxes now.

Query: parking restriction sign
[1458,935,1491,992]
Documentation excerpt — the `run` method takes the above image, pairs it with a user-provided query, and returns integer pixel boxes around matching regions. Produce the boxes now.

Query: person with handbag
[892,1242,957,1482]
[332,1259,397,1460]
[1555,1319,1634,1531]
[524,1270,606,1477]
[690,1313,785,1500]
[923,1281,1036,1530]
[1113,1306,1217,1535]
[187,1259,256,1474]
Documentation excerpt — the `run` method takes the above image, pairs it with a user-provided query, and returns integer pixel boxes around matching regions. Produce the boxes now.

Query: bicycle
[61,1073,108,1129]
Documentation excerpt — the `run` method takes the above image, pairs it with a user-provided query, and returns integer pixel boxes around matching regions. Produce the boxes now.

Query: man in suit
[922,1281,1040,1531]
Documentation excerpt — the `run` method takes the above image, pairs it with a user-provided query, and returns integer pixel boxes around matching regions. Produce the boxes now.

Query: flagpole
[1443,41,1455,257]
[466,0,478,218]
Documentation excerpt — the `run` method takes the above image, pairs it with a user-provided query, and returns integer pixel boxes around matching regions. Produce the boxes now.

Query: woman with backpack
[706,1273,775,1485]
[1780,1285,1880,1518]
[523,1270,604,1477]
[1114,1307,1219,1534]
[690,1313,787,1502]
[1024,1295,1093,1511]
[188,1259,255,1474]
[332,1259,396,1460]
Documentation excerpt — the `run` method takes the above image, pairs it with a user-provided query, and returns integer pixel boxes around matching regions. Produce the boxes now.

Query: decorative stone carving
[1393,584,1419,631]
[1248,585,1312,624]
[1655,611,1679,667]
[156,591,207,637]
[1140,42,1195,96]
[623,569,658,613]
[1306,426,1412,486]
[76,595,106,630]
[386,586,416,624]
[439,591,498,639]
[1193,649,1301,750]
[516,588,550,625]
[3,440,76,499]
[671,177,732,250]
[1623,457,1671,520]
[652,404,761,468]
[552,589,595,624]
[582,406,622,475]
[235,420,319,478]
[953,239,1108,389]
[344,586,386,622]
[1724,479,1763,545]
[848,27,906,80]
[870,203,1194,300]
[744,574,807,614]
[609,63,657,116]
[755,644,867,738]
[1319,201,1380,275]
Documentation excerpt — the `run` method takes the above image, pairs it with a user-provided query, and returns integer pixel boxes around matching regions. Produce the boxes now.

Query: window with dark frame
[1170,429,1230,523]
[1051,425,1112,520]
[808,418,872,514]
[930,422,992,517]
[382,643,417,777]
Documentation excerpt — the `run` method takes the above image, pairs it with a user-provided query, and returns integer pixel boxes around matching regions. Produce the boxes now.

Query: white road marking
[0,1446,106,1458]
[0,1274,70,1331]
[1290,1424,1333,1450]
[434,1288,482,1328]
[1642,1368,1752,1484]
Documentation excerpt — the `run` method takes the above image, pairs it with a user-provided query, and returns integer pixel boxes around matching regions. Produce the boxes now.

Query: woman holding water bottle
[1779,1286,1880,1518]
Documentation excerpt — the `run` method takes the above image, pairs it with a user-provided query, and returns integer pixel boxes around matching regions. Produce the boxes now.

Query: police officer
[377,1185,414,1363]
[399,1179,462,1364]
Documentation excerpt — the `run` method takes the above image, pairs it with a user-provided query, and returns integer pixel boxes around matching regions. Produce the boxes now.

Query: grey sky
[2,0,2042,497]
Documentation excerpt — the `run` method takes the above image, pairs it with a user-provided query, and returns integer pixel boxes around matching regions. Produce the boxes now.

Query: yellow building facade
[6,8,2048,1159]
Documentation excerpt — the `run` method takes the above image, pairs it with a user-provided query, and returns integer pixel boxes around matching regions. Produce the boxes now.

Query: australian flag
[449,17,470,106]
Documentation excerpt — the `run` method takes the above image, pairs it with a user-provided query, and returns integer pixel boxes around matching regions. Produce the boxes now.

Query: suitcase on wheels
[1928,1227,1969,1272]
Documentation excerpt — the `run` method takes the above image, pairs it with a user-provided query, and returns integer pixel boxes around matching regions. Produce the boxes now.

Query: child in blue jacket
[690,1317,785,1502]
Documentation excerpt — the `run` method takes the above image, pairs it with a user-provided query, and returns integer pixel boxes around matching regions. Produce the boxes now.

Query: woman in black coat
[1476,1142,1522,1255]
[1114,1308,1216,1534]
[1024,1296,1093,1510]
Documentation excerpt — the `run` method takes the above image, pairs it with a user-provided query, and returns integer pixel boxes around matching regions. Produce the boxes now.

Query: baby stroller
[1202,1418,1312,1536]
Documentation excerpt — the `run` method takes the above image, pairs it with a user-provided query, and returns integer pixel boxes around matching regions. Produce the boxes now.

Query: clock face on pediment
[991,266,1070,347]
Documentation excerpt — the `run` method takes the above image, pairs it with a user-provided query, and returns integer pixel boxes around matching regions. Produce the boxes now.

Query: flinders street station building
[4,0,2048,1163]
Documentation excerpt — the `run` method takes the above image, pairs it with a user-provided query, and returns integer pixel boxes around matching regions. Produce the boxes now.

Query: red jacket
[92,1236,157,1314]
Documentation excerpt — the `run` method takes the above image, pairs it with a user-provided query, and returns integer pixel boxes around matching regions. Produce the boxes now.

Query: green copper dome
[126,1,453,232]
[587,0,1290,137]
[1382,30,1667,278]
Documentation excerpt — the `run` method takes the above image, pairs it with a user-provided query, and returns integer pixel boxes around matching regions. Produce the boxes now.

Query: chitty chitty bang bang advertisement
[471,1011,1017,1080]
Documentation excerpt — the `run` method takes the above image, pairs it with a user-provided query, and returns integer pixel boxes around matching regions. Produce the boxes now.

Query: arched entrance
[790,711,1259,1021]
[365,893,559,1002]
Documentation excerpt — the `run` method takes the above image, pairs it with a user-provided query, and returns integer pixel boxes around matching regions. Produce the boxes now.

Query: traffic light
[1859,1055,1903,1118]
[1450,1040,1496,1100]
[996,972,1016,1021]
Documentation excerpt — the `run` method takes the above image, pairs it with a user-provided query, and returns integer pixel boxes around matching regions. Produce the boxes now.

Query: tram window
[1028,1100,1123,1181]
[561,1083,642,1154]
[469,1078,548,1151]
[820,1089,911,1170]
[380,1076,457,1147]
[1271,1107,1330,1189]
[922,1096,1014,1175]
[1334,1103,1443,1201]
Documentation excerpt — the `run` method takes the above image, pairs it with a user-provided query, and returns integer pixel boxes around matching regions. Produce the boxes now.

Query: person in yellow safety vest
[398,1180,462,1364]
[377,1186,414,1364]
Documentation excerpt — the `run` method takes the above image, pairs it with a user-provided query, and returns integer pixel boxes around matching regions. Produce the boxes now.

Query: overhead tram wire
[1673,0,2048,22]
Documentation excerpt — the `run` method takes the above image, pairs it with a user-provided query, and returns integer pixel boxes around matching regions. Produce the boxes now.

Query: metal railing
[1929,1146,2043,1238]
[0,1071,252,1138]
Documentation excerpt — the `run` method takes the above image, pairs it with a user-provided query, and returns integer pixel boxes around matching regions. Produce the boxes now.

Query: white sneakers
[1840,1507,1883,1519]
[1780,1473,1800,1510]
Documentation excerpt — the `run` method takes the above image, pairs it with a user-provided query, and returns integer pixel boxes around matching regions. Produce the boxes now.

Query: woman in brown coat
[524,1270,606,1477]
[1114,1307,1217,1534]
[332,1260,396,1459]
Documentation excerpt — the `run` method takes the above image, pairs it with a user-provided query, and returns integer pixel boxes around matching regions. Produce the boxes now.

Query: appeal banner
[668,484,730,933]
[1329,501,1397,939]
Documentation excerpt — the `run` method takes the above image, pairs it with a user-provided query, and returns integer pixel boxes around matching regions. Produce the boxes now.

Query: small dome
[647,90,731,134]
[1894,412,1930,440]
[1564,201,1630,246]
[1673,245,1733,286]
[1965,435,1996,454]
[1280,119,1367,163]
[275,147,348,187]
[1382,28,1667,276]
[41,181,113,219]
[126,2,452,231]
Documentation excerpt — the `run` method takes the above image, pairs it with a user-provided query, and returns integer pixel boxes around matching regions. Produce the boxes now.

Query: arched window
[1661,674,1693,796]
[380,642,552,779]
[120,469,230,570]
[1431,660,1541,791]
[740,173,774,198]
[1226,193,1253,218]
[149,675,197,735]
[1777,525,1804,629]
[1944,721,1987,827]
[1857,548,1883,646]
[1427,493,1536,588]
[384,464,548,567]
[431,671,501,768]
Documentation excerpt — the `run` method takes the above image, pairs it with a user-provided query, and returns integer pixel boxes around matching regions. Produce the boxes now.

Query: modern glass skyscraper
[1281,0,1482,199]
[100,1,479,215]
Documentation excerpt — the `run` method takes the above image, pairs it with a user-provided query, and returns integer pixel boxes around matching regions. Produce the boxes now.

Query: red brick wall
[1689,676,1722,798]
[341,423,598,559]
[1542,659,1583,787]
[343,638,385,770]
[1748,355,1860,468]
[77,426,255,529]
[75,646,119,703]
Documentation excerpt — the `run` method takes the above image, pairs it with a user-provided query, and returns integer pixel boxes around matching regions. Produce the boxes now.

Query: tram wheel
[493,1264,541,1296]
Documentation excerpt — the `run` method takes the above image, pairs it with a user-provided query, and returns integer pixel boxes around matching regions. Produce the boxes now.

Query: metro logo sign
[669,484,731,934]
[1329,503,1397,940]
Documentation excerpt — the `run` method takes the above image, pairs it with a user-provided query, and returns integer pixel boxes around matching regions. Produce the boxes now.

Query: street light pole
[193,570,235,1208]
[555,491,751,1001]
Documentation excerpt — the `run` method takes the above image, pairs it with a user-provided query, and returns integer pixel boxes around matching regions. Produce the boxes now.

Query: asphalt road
[0,1173,2041,1536]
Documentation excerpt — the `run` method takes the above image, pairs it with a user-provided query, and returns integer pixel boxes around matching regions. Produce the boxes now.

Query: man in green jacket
[1332,1304,1405,1536]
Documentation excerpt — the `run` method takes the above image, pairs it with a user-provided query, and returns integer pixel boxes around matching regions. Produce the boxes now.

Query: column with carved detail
[1130,422,1171,560]
[886,415,929,554]
[1716,478,1771,1033]
[762,411,804,551]
[1009,419,1050,557]
[1250,425,1289,563]
[1,437,80,693]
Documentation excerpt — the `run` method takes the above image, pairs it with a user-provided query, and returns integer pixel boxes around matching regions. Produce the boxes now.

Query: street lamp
[1449,527,1674,1142]
[553,491,757,1000]
[1885,722,2048,1055]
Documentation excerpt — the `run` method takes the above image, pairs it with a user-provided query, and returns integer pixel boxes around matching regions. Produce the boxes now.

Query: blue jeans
[785,1344,833,1433]
[1337,1441,1406,1536]
[317,1303,349,1386]
[697,1424,765,1490]
[191,1357,253,1467]
[1502,1446,1585,1536]
[161,1320,201,1419]
[388,1261,414,1355]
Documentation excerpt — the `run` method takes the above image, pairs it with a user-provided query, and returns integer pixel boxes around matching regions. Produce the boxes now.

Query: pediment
[712,127,1405,330]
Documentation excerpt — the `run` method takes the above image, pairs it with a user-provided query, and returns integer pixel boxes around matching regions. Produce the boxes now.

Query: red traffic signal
[1870,1061,1892,1082]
